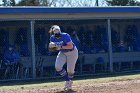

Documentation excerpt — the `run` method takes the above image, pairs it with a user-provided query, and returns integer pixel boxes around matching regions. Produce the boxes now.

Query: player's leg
[67,47,78,80]
[55,52,70,81]
[65,47,78,90]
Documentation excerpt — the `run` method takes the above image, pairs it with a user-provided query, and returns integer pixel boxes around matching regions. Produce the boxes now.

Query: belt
[62,46,75,53]
[67,48,74,52]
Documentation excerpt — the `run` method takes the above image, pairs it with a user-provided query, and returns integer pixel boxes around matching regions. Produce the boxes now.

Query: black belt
[67,49,74,52]
[62,46,75,53]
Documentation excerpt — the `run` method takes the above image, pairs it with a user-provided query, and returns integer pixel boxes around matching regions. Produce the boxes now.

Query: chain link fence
[0,21,32,80]
[111,19,140,71]
[1,19,140,81]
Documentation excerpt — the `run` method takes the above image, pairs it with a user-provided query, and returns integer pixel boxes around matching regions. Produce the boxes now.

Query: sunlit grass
[1,73,140,90]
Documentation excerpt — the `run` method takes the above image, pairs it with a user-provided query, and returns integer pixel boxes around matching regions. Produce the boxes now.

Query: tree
[129,0,140,6]
[17,0,58,6]
[2,0,15,6]
[10,0,16,6]
[39,0,49,6]
[65,0,95,7]
[6,0,104,7]
[2,0,7,6]
[17,0,39,6]
[26,0,39,6]
[16,0,26,6]
[105,0,140,6]
[16,0,97,7]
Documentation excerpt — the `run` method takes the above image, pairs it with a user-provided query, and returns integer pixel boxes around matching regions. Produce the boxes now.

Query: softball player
[48,25,78,90]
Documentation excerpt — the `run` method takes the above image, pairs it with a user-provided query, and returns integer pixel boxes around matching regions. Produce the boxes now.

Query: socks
[68,74,74,80]
[58,69,70,81]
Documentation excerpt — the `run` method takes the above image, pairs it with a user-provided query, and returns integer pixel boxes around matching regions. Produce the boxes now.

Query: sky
[0,0,140,6]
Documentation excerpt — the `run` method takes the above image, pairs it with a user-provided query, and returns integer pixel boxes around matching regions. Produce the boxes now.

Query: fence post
[107,19,113,73]
[30,20,36,79]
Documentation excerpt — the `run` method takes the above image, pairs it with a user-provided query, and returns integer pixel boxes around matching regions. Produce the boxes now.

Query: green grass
[75,74,140,84]
[0,81,64,90]
[1,72,140,90]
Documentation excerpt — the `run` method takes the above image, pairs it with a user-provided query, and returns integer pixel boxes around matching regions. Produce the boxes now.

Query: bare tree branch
[58,0,67,7]
[100,0,108,6]
[65,0,73,7]
[48,0,56,7]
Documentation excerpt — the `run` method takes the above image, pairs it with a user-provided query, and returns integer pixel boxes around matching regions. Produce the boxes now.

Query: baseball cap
[52,26,61,31]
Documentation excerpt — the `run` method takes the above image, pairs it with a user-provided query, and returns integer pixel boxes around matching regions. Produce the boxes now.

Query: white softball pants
[55,47,78,74]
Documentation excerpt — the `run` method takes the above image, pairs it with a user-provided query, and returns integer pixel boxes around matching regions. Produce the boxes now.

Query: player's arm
[61,41,73,49]
[61,33,73,49]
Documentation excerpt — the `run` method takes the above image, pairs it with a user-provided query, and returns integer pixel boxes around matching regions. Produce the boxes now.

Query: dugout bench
[17,52,140,78]
[113,52,140,71]
[83,52,140,74]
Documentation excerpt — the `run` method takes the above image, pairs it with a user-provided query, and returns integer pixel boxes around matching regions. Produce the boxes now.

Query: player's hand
[48,42,57,52]
[48,47,58,52]
[49,42,57,48]
[55,43,63,50]
[49,42,62,50]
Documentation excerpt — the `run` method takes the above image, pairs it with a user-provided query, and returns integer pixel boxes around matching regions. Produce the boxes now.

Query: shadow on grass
[0,71,140,87]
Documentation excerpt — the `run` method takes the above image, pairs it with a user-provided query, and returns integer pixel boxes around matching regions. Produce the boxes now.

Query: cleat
[64,80,73,90]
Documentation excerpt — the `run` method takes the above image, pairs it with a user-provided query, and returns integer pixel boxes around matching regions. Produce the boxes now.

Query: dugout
[0,7,140,80]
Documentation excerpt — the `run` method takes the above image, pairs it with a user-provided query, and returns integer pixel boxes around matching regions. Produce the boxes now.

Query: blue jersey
[50,33,75,52]
[4,50,20,63]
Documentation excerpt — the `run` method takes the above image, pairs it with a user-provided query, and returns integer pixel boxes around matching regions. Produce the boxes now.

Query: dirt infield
[1,79,140,93]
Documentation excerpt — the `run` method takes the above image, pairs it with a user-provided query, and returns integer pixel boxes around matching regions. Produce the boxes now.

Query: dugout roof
[0,7,140,20]
[0,7,140,13]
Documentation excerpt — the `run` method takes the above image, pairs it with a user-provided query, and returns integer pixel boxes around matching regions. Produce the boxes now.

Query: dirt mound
[1,79,140,93]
